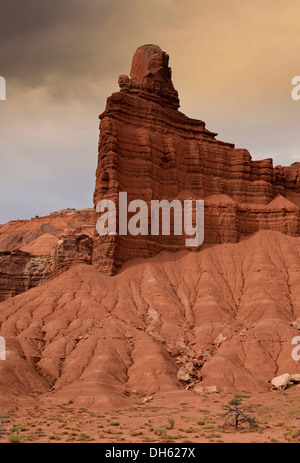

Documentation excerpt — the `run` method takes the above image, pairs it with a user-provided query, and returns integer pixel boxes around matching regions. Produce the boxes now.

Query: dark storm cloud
[0,0,299,224]
[0,0,195,91]
[0,0,77,40]
[0,0,121,86]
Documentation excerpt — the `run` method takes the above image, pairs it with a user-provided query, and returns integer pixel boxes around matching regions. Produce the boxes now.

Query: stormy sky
[0,0,300,223]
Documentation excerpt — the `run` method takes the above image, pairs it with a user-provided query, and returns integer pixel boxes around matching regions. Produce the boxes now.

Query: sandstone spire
[118,44,180,109]
[93,45,300,275]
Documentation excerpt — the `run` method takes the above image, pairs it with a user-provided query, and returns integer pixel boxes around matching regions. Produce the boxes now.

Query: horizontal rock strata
[93,44,300,274]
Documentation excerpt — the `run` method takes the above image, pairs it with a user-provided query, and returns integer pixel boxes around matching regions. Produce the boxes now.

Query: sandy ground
[0,386,300,443]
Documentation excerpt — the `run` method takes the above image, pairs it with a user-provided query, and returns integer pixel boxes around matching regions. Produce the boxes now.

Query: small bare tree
[222,399,258,430]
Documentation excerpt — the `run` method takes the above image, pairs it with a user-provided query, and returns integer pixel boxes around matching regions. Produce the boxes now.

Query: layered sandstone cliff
[0,209,94,301]
[93,44,300,275]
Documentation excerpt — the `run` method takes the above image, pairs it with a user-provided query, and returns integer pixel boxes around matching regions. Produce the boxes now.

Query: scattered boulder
[185,361,194,373]
[193,384,218,394]
[194,385,205,394]
[290,374,300,384]
[143,396,153,404]
[270,373,291,390]
[177,366,190,382]
[205,385,219,394]
[214,333,227,347]
[175,351,207,385]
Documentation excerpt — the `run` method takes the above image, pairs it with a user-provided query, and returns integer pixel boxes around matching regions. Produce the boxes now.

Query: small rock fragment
[143,396,153,403]
[205,385,218,394]
[214,334,227,346]
[290,374,300,383]
[194,386,205,394]
[177,366,190,382]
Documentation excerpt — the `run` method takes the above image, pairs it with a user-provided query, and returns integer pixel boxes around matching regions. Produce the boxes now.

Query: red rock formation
[54,234,93,276]
[93,44,300,275]
[0,208,94,253]
[0,210,94,301]
[0,44,300,406]
[0,250,52,301]
[0,234,93,302]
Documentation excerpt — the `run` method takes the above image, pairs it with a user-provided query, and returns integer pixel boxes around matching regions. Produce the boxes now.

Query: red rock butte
[1,45,300,408]
[93,44,300,275]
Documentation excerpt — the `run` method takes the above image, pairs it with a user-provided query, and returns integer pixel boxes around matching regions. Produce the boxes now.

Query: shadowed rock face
[0,250,53,301]
[0,234,93,302]
[93,44,300,275]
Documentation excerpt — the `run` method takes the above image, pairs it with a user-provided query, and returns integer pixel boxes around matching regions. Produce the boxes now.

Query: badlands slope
[0,229,299,408]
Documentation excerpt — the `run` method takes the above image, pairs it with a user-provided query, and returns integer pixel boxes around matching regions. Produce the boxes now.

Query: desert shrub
[8,433,22,443]
[167,419,175,429]
[154,427,167,438]
[222,400,258,430]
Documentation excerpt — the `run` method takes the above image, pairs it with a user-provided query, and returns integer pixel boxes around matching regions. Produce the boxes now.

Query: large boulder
[270,373,291,390]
